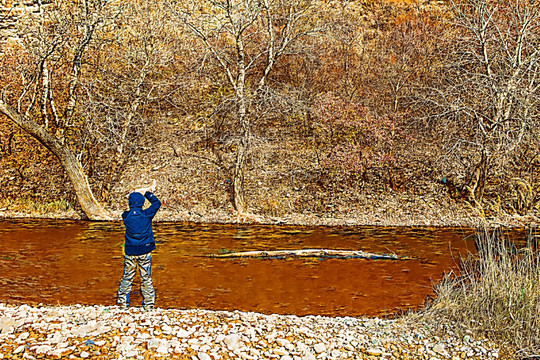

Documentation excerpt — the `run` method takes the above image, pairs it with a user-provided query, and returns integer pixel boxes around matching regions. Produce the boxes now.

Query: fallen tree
[206,249,409,260]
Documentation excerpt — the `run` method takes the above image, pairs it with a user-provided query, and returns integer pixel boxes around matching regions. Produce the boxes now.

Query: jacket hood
[128,192,146,208]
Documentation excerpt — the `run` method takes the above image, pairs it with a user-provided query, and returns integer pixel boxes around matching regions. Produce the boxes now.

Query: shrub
[312,92,401,183]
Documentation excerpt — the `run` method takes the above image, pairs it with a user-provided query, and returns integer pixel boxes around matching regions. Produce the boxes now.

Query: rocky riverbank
[0,304,509,359]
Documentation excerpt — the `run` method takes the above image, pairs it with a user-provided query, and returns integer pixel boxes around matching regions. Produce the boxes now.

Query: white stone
[198,353,211,360]
[239,353,255,360]
[70,326,88,338]
[433,343,445,354]
[35,345,52,354]
[49,348,70,357]
[177,329,192,338]
[162,324,173,335]
[156,340,170,354]
[138,333,151,340]
[274,347,289,356]
[80,351,90,358]
[0,317,15,334]
[313,343,326,354]
[17,332,30,342]
[49,332,64,344]
[14,345,26,354]
[366,348,383,356]
[277,338,292,348]
[249,348,261,356]
[117,342,134,353]
[121,335,134,344]
[146,337,158,349]
[331,350,342,357]
[295,353,317,360]
[224,334,240,350]
[125,349,139,357]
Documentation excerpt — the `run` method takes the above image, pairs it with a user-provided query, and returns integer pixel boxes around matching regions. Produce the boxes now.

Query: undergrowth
[423,228,540,358]
[0,197,72,215]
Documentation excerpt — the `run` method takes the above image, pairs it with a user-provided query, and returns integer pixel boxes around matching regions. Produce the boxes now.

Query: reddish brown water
[0,220,487,316]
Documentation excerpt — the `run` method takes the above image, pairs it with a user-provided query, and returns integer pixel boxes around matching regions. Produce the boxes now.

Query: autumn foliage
[312,92,400,180]
[0,0,538,222]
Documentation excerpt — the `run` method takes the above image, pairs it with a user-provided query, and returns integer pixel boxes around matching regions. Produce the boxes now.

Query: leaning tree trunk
[0,101,113,220]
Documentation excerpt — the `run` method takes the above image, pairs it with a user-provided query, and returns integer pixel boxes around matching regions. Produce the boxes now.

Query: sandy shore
[0,304,507,359]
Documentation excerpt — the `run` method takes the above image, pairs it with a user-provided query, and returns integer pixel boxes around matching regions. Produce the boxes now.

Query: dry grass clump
[424,229,540,358]
[0,197,72,215]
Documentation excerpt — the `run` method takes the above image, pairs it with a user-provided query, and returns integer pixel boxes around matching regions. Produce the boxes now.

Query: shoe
[118,303,129,310]
[143,305,154,312]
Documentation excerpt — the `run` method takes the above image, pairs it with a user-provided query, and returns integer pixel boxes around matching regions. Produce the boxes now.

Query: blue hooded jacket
[122,191,161,256]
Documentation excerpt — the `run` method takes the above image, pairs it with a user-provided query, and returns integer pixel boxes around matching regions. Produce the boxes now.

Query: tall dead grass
[424,228,540,358]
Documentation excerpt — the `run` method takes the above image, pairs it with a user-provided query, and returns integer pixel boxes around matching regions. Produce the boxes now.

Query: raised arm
[144,188,161,218]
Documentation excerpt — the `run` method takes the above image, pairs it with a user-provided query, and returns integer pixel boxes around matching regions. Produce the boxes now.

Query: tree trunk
[233,95,250,214]
[233,134,248,214]
[232,36,249,214]
[465,149,488,208]
[0,101,113,220]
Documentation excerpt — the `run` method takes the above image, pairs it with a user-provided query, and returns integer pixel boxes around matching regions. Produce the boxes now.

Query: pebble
[313,343,326,353]
[367,347,383,356]
[198,352,211,360]
[224,333,240,350]
[0,304,505,359]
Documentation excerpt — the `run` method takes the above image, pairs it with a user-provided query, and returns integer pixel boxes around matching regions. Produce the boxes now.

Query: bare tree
[424,0,540,213]
[80,0,176,199]
[169,0,317,214]
[0,0,118,220]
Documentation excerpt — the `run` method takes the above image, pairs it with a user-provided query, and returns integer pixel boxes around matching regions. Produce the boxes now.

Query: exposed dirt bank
[1,196,538,229]
[1,123,539,229]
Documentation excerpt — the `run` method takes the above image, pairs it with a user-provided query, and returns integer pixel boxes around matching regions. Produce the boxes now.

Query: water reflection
[0,219,520,316]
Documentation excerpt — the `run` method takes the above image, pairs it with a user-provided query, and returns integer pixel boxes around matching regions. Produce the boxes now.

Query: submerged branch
[206,249,409,260]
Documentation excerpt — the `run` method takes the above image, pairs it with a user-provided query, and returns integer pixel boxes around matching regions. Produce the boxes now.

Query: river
[0,220,508,317]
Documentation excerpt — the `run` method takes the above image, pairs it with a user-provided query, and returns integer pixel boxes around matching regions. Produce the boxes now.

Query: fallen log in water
[206,249,410,260]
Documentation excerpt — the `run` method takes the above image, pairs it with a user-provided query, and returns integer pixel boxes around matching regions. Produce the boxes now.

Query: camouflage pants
[117,253,155,308]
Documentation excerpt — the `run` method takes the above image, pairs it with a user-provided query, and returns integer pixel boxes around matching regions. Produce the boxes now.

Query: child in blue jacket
[117,180,161,311]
